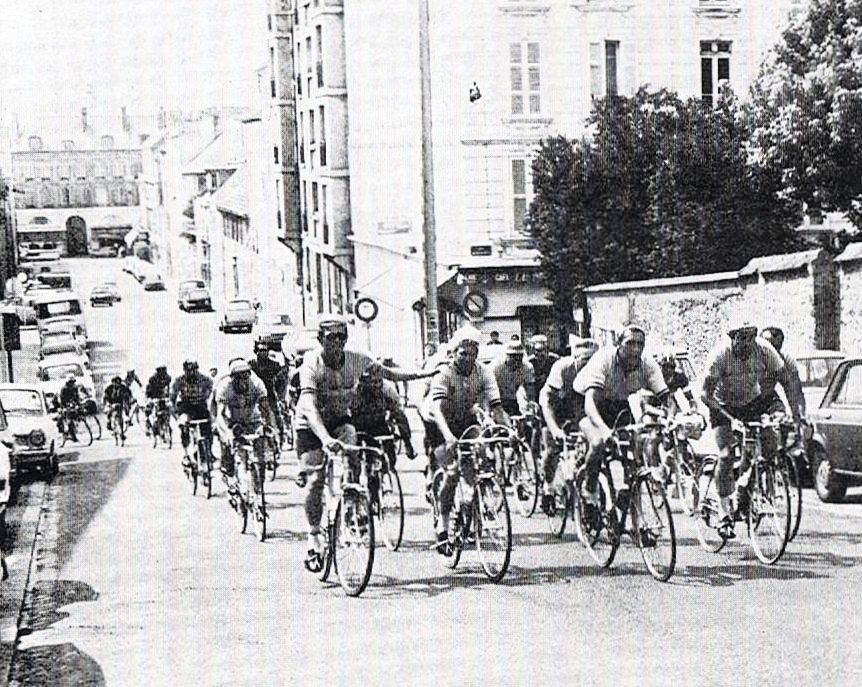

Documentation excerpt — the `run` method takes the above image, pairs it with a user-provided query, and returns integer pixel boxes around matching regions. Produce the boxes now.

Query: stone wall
[839,261,862,355]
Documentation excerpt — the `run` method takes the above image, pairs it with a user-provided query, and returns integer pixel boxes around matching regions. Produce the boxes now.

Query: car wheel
[813,446,846,503]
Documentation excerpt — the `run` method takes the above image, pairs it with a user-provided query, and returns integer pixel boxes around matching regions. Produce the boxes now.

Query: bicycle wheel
[510,439,539,518]
[268,443,279,482]
[152,418,159,448]
[633,476,676,582]
[235,487,248,534]
[783,452,802,542]
[547,479,570,538]
[252,464,266,542]
[474,478,512,582]
[333,489,375,597]
[748,461,791,565]
[378,468,404,551]
[74,417,94,447]
[692,456,726,554]
[160,419,172,449]
[90,414,102,441]
[574,468,619,568]
[319,515,334,582]
[200,441,213,500]
[189,448,199,496]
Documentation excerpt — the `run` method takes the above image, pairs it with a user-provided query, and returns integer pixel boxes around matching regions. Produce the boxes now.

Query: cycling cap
[65,373,76,382]
[726,314,757,337]
[571,336,599,356]
[451,325,482,347]
[317,314,349,332]
[506,341,524,354]
[617,322,646,344]
[530,334,548,349]
[229,359,251,376]
[183,358,198,369]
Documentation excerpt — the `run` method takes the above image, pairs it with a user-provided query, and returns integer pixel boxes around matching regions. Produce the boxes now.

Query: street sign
[462,290,488,318]
[354,297,379,323]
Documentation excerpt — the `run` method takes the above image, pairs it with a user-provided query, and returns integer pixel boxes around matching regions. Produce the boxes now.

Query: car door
[817,361,862,474]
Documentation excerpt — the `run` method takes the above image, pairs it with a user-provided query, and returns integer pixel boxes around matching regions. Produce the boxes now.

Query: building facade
[12,107,144,256]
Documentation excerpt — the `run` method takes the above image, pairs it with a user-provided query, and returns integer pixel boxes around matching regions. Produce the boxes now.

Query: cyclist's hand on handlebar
[730,418,745,435]
[600,426,614,446]
[551,426,565,443]
[325,438,342,453]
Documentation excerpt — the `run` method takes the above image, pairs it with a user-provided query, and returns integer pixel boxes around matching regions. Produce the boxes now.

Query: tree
[528,88,802,311]
[749,0,862,228]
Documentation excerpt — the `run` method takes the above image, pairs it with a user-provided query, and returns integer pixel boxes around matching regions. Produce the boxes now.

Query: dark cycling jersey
[170,372,213,407]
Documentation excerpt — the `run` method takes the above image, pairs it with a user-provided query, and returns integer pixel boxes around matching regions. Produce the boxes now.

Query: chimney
[81,107,89,132]
[121,106,131,132]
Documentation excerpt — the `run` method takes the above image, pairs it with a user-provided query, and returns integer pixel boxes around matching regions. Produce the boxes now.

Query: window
[833,364,862,406]
[312,182,319,212]
[701,40,731,106]
[590,41,620,98]
[316,25,324,86]
[113,160,125,177]
[319,106,326,166]
[512,159,529,233]
[100,135,114,149]
[299,112,305,163]
[321,184,328,243]
[95,185,108,206]
[60,164,71,179]
[510,42,541,115]
[296,41,303,96]
[28,136,43,151]
[94,162,106,178]
[306,37,312,74]
[273,145,280,164]
[309,109,316,145]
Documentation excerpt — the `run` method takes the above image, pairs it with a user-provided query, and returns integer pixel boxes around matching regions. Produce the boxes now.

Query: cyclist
[428,325,508,556]
[760,326,806,420]
[249,341,288,425]
[490,340,535,416]
[144,366,171,437]
[170,359,214,467]
[573,323,670,508]
[700,317,803,539]
[57,375,83,441]
[123,369,144,425]
[214,359,274,478]
[527,334,560,392]
[350,364,417,465]
[296,315,431,572]
[657,351,697,416]
[103,375,133,438]
[537,337,599,515]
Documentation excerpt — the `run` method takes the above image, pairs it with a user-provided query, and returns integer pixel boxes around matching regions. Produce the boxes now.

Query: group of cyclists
[52,309,809,580]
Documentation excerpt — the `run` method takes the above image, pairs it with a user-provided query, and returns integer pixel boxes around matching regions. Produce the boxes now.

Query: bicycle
[314,442,375,597]
[545,421,588,538]
[357,432,404,551]
[575,413,677,582]
[81,398,102,440]
[474,405,539,518]
[691,414,791,565]
[428,425,512,582]
[226,425,277,542]
[276,398,294,451]
[150,400,173,449]
[776,417,808,542]
[106,403,128,446]
[265,407,284,481]
[57,404,94,448]
[184,419,214,499]
[660,412,706,515]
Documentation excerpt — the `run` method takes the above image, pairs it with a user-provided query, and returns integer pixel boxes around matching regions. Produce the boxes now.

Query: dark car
[180,287,212,312]
[807,357,862,502]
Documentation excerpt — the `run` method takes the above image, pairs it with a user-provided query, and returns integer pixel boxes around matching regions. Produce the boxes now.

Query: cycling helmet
[156,365,167,373]
[182,358,198,372]
[229,359,251,376]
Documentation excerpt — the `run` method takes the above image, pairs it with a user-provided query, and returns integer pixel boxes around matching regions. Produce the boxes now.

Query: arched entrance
[65,216,89,256]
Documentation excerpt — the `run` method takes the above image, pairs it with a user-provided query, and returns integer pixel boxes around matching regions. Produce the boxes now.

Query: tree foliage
[749,0,862,227]
[528,88,802,316]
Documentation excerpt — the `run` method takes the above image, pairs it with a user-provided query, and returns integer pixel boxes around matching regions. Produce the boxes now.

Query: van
[32,291,87,338]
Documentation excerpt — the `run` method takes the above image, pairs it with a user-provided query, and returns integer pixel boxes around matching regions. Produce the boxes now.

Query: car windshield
[42,364,83,380]
[228,301,251,310]
[43,332,74,343]
[800,358,843,387]
[36,300,82,317]
[0,389,44,415]
[43,342,78,354]
[190,289,209,298]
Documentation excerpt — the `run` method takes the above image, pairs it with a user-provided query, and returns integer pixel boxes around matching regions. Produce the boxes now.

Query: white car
[40,339,90,364]
[252,312,295,349]
[219,298,257,333]
[37,354,96,400]
[0,384,60,479]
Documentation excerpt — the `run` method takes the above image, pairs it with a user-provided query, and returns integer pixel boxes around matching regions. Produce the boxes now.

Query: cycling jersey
[544,353,593,419]
[490,357,535,403]
[170,372,214,407]
[146,373,171,399]
[104,384,132,408]
[430,360,501,438]
[573,346,668,401]
[702,338,783,406]
[350,381,401,432]
[249,357,286,399]
[528,351,560,391]
[59,383,81,407]
[295,349,374,430]
[216,375,268,426]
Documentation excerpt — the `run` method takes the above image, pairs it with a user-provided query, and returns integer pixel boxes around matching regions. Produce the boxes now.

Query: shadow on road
[52,458,131,570]
[793,530,862,546]
[23,580,99,633]
[10,641,105,687]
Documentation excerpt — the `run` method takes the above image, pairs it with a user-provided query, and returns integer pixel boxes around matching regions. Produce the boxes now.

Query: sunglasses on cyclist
[322,331,347,342]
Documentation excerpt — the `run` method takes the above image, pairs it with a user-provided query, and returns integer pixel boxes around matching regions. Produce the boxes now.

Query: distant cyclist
[144,366,172,437]
[103,376,133,437]
[527,334,560,393]
[170,359,214,466]
[490,340,535,416]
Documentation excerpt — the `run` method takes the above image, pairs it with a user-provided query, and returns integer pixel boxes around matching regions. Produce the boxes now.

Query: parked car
[794,350,846,410]
[90,285,115,307]
[39,318,86,344]
[177,279,206,308]
[102,281,121,302]
[140,269,166,291]
[0,407,11,511]
[39,339,89,364]
[179,287,212,312]
[219,298,257,333]
[0,384,60,479]
[33,291,87,339]
[20,241,61,262]
[37,354,96,400]
[252,312,294,349]
[807,357,862,502]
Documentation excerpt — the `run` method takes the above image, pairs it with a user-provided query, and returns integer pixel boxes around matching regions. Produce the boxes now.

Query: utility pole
[419,0,440,348]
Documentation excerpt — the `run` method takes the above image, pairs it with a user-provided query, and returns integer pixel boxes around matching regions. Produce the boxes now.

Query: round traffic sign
[462,290,488,318]
[354,297,379,323]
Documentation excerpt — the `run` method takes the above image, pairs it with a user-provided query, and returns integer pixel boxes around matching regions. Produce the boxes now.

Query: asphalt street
[4,258,862,687]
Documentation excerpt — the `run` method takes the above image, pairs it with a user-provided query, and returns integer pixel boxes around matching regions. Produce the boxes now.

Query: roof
[181,124,245,175]
[211,164,248,217]
[738,249,823,276]
[585,271,739,293]
[0,383,44,392]
[835,242,862,264]
[37,352,86,368]
[31,290,80,304]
